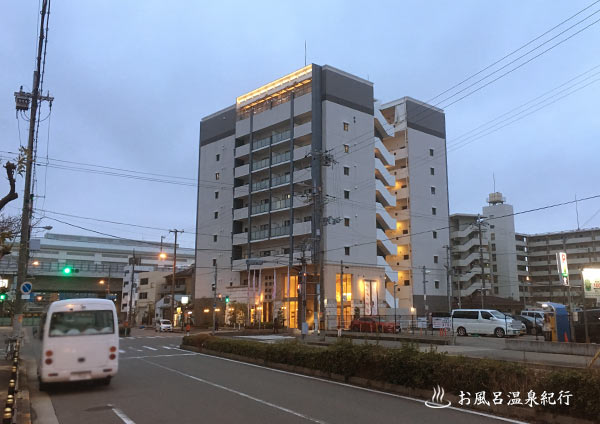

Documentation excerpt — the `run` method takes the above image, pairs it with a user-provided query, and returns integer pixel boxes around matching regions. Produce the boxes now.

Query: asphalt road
[33,331,525,424]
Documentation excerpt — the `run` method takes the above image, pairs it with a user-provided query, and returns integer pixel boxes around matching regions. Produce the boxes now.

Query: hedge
[182,334,600,421]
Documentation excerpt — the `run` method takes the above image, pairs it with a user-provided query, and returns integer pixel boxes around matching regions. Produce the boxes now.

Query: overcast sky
[2,1,600,248]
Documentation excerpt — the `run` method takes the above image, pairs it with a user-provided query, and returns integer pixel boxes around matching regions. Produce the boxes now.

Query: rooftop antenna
[575,194,580,230]
[493,173,496,192]
[304,40,307,66]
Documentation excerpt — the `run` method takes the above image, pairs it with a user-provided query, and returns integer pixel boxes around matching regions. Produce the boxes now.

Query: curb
[180,343,597,424]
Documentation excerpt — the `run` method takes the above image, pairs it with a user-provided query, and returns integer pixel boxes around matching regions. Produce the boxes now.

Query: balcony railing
[251,179,269,191]
[271,173,290,187]
[272,151,291,166]
[251,203,270,215]
[272,198,291,211]
[271,226,290,237]
[251,157,270,171]
[250,229,269,241]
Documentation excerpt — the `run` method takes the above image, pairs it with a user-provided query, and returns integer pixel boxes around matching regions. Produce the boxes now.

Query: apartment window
[344,144,350,153]
[491,233,496,241]
[434,255,439,264]
[433,231,437,239]
[216,154,220,162]
[492,254,497,261]
[493,264,498,272]
[430,167,435,176]
[139,292,148,300]
[215,172,220,180]
[344,246,350,256]
[494,287,499,295]
[404,280,410,286]
[344,190,350,199]
[403,254,409,260]
[343,166,350,176]
[140,278,148,286]
[213,235,218,242]
[303,216,312,222]
[432,207,437,215]
[344,218,350,227]
[123,293,128,298]
[491,243,496,251]
[430,186,436,195]
[214,211,218,219]
[122,304,127,310]
[429,148,434,157]
[212,259,217,266]
[215,191,219,199]
[402,229,409,235]
[434,280,440,289]
[343,122,349,131]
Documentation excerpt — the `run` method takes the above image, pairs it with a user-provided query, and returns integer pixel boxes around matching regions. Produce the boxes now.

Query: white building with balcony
[195,64,450,329]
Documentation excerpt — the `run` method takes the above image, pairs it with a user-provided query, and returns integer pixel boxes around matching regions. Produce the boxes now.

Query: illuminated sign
[582,268,600,300]
[556,252,569,286]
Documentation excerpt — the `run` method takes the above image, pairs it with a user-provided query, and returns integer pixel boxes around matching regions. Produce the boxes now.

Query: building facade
[195,64,450,329]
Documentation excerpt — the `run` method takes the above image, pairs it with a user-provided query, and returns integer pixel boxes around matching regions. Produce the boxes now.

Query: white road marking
[126,337,135,340]
[142,360,328,424]
[142,346,157,351]
[190,352,528,424]
[119,349,126,354]
[109,404,136,424]
[121,353,198,360]
[162,346,173,350]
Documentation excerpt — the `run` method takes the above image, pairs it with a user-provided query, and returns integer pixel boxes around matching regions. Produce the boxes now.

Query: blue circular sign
[20,282,32,294]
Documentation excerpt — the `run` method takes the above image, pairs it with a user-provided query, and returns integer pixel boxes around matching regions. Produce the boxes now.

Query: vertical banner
[273,269,277,304]
[556,252,569,286]
[371,281,378,316]
[364,280,372,316]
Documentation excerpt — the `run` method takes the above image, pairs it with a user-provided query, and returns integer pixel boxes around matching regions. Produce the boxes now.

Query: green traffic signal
[0,294,6,301]
[225,296,230,303]
[62,266,72,275]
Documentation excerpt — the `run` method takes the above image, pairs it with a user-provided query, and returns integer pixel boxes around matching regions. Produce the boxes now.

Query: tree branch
[0,162,18,212]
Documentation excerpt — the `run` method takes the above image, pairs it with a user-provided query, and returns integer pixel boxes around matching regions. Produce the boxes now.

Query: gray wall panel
[406,100,446,139]
[200,106,236,146]
[322,69,373,115]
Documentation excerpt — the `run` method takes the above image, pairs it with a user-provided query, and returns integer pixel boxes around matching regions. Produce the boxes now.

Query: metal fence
[326,314,453,336]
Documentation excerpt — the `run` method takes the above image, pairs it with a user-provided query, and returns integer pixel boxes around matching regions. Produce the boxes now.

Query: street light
[158,252,167,260]
[31,260,40,266]
[99,280,105,285]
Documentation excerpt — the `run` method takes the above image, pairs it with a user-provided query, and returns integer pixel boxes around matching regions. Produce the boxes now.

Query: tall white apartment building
[195,64,450,329]
[450,193,529,304]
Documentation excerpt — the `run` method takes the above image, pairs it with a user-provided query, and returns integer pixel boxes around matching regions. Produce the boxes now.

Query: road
[29,330,525,424]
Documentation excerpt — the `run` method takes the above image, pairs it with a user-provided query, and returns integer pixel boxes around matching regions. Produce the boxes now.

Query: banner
[556,252,569,286]
[582,268,600,301]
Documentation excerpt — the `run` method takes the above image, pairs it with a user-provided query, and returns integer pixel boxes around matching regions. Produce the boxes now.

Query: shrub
[181,334,600,421]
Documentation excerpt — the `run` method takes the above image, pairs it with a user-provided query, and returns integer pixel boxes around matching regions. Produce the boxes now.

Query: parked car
[506,315,527,335]
[520,310,546,334]
[349,317,400,333]
[451,309,521,338]
[511,314,542,335]
[155,319,173,332]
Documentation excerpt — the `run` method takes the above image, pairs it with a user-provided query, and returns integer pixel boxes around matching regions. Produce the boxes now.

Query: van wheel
[457,327,467,336]
[495,328,505,338]
[101,377,111,386]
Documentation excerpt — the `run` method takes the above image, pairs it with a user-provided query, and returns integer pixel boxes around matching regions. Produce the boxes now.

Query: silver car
[155,319,173,332]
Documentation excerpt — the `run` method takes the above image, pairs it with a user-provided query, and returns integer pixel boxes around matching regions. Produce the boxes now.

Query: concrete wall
[506,338,600,356]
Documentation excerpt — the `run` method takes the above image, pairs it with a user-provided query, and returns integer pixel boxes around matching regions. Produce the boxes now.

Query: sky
[1,0,600,248]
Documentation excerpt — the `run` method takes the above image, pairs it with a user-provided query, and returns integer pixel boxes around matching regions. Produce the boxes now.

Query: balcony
[271,173,291,188]
[375,158,395,187]
[294,121,312,139]
[234,164,250,178]
[232,249,312,271]
[250,229,270,241]
[395,147,408,160]
[293,167,311,183]
[376,228,395,256]
[374,138,394,166]
[270,225,290,238]
[377,256,398,283]
[232,233,247,246]
[293,220,312,236]
[375,202,396,230]
[251,203,270,216]
[395,187,409,199]
[376,180,396,207]
[234,184,249,198]
[235,142,250,159]
[233,207,248,221]
[251,179,270,192]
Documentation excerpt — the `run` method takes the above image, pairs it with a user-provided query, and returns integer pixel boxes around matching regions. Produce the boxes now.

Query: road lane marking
[191,352,527,424]
[109,404,136,424]
[162,346,173,350]
[121,353,198,360]
[142,346,158,351]
[119,350,126,354]
[142,360,329,424]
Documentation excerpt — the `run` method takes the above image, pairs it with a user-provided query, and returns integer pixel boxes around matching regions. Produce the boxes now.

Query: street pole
[581,269,590,343]
[422,266,428,315]
[444,245,452,313]
[456,270,462,309]
[14,0,50,336]
[212,264,217,335]
[477,215,486,309]
[169,229,183,326]
[127,251,136,328]
[393,281,397,334]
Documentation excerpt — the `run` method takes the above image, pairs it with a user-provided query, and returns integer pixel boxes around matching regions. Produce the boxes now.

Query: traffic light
[211,282,216,291]
[0,293,6,302]
[225,296,229,303]
[61,266,79,275]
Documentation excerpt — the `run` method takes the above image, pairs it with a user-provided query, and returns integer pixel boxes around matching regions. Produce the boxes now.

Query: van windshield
[49,310,114,337]
[491,311,506,319]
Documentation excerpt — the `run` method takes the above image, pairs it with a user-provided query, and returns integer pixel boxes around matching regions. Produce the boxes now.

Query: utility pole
[14,0,53,336]
[300,245,307,332]
[477,214,486,309]
[127,251,138,328]
[456,269,462,309]
[422,266,428,315]
[169,229,183,326]
[212,263,217,335]
[444,245,452,313]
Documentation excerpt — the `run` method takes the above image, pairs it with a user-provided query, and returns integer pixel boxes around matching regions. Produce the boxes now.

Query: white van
[38,298,119,389]
[451,309,520,338]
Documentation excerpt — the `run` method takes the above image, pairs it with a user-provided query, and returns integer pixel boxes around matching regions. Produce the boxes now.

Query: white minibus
[38,298,119,389]
[451,309,521,338]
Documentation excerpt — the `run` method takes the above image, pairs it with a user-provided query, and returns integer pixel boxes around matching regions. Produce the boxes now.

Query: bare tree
[0,149,26,261]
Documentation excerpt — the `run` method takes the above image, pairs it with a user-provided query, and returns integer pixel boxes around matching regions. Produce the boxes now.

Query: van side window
[481,311,492,320]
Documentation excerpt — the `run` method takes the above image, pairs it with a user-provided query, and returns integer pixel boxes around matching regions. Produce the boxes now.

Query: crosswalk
[123,335,182,340]
[118,343,185,356]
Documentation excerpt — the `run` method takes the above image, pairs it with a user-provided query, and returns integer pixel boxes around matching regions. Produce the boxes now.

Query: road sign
[432,317,451,329]
[20,282,33,294]
[21,294,31,300]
